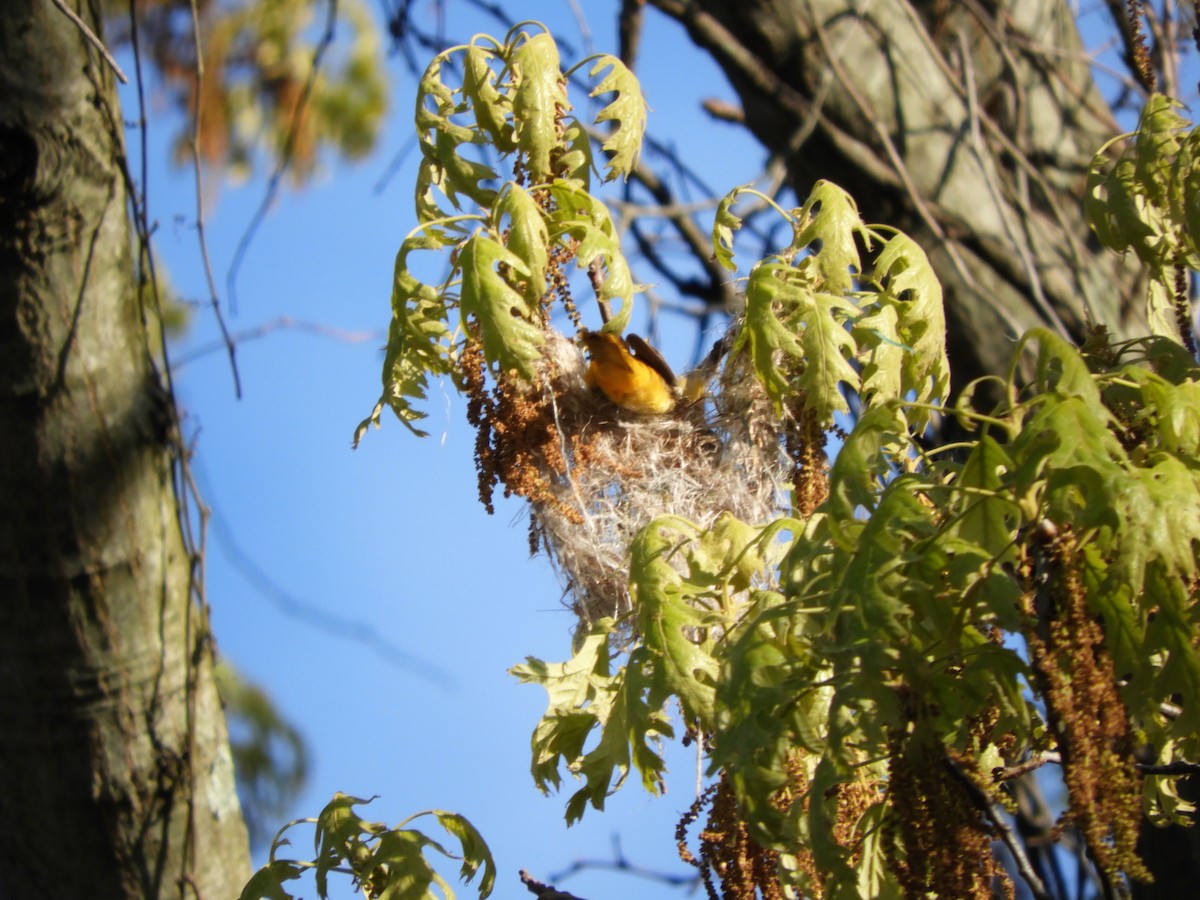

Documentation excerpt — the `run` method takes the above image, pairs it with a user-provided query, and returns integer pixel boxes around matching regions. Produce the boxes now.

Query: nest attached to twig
[469,326,798,626]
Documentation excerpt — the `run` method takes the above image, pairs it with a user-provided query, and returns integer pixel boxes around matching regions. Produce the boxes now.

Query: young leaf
[740,263,807,403]
[853,302,905,406]
[238,860,303,900]
[871,230,949,412]
[462,44,515,153]
[712,187,750,272]
[494,183,550,303]
[797,181,867,294]
[511,31,567,181]
[415,54,498,214]
[630,517,721,726]
[511,624,674,823]
[740,262,860,421]
[457,232,545,378]
[549,182,637,328]
[431,811,497,898]
[587,55,646,181]
[947,434,1016,560]
[376,231,462,437]
[557,118,595,187]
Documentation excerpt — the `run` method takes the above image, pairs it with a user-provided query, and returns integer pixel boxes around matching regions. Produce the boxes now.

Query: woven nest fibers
[478,329,797,625]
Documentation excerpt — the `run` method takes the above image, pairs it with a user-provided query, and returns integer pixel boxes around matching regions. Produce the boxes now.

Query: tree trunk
[650,0,1147,399]
[0,1,250,896]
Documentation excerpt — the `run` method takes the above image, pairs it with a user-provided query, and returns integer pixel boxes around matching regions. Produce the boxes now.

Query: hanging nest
[467,325,802,626]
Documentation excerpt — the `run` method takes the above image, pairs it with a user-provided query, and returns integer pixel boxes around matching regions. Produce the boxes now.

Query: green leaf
[458,232,545,379]
[853,803,904,900]
[712,187,751,271]
[630,517,722,725]
[715,594,829,844]
[797,181,867,295]
[805,758,861,890]
[1146,269,1183,342]
[588,55,646,181]
[510,622,674,824]
[1124,453,1200,584]
[365,829,444,900]
[949,434,1016,559]
[431,811,497,898]
[1086,149,1158,258]
[432,130,499,212]
[462,44,515,153]
[494,183,550,303]
[853,303,905,406]
[415,54,499,214]
[740,262,860,420]
[1126,367,1200,456]
[871,230,949,413]
[238,860,303,900]
[826,402,908,532]
[1135,93,1188,207]
[1146,565,1200,736]
[372,230,462,437]
[557,118,595,187]
[1174,128,1200,262]
[549,182,637,328]
[314,793,386,896]
[511,32,567,180]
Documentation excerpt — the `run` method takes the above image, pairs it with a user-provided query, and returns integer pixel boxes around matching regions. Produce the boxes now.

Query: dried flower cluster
[1023,526,1151,886]
[883,724,1012,899]
[677,777,784,900]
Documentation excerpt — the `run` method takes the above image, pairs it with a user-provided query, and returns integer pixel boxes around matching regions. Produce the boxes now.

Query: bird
[578,329,678,414]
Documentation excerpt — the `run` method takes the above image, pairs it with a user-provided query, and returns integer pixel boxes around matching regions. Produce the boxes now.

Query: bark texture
[0,1,250,896]
[650,0,1147,398]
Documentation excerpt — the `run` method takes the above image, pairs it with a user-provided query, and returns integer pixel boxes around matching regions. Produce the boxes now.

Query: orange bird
[579,330,678,414]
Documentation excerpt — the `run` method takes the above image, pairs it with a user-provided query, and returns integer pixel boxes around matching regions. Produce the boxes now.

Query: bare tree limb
[46,0,128,83]
[187,0,242,397]
[519,869,588,900]
[227,0,340,317]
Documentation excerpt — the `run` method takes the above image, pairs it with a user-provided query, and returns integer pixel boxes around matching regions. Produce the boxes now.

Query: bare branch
[1139,760,1200,777]
[170,315,383,371]
[46,0,128,83]
[618,0,647,69]
[994,751,1063,782]
[187,0,242,397]
[945,757,1053,900]
[519,869,589,900]
[227,0,340,316]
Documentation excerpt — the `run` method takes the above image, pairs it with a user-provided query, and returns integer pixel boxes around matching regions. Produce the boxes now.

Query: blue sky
[114,2,1189,897]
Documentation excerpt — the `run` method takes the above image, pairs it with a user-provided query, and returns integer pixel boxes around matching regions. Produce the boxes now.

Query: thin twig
[226,0,340,316]
[170,316,382,371]
[47,0,128,83]
[994,751,1062,781]
[1139,760,1200,776]
[945,757,1053,900]
[519,869,588,900]
[188,0,242,397]
[618,0,647,69]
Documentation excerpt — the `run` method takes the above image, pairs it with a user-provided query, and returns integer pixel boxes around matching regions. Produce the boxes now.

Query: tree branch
[519,870,588,900]
[46,0,128,83]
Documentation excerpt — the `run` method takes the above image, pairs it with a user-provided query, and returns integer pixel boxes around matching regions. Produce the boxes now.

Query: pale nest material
[527,330,794,625]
